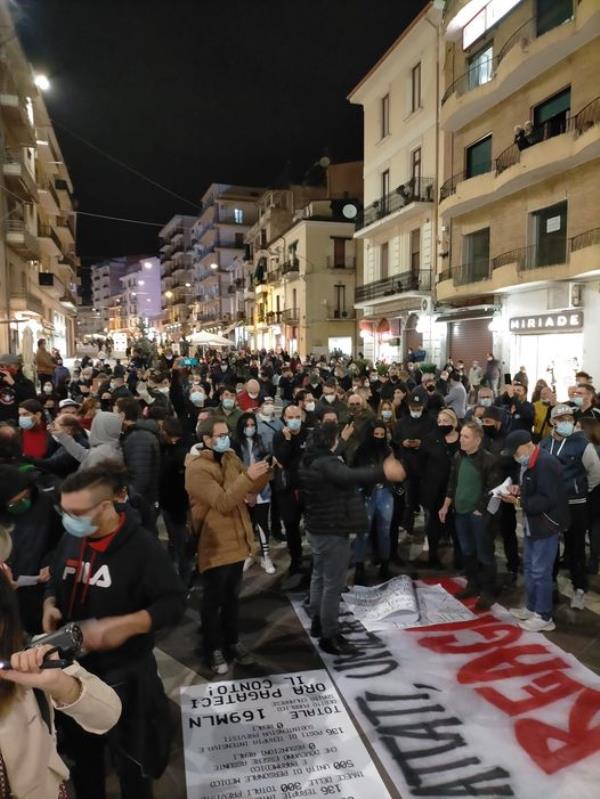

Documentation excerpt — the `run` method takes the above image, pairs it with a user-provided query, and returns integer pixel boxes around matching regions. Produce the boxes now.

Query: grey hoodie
[56,411,124,470]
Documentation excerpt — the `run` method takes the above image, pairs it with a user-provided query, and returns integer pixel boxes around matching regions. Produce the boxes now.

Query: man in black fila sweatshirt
[43,464,185,799]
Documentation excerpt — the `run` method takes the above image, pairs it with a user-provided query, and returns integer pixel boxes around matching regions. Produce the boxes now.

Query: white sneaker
[571,589,585,610]
[260,556,276,574]
[243,557,254,573]
[519,613,556,632]
[210,649,229,675]
[509,606,535,621]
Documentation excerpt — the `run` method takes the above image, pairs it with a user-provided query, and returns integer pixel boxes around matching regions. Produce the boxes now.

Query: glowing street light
[143,261,153,270]
[210,262,218,270]
[165,290,173,299]
[34,74,51,91]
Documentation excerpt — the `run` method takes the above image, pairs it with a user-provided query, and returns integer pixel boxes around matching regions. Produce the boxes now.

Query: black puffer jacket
[299,446,385,537]
[121,420,161,505]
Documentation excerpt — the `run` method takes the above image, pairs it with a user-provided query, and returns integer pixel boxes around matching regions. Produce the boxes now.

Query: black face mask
[426,384,435,392]
[438,424,453,436]
[372,436,387,447]
[484,426,498,439]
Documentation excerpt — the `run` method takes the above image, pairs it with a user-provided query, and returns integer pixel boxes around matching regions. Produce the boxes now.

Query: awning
[434,305,499,323]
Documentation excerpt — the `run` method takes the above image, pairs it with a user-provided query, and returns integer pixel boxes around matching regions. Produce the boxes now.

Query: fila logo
[63,561,112,588]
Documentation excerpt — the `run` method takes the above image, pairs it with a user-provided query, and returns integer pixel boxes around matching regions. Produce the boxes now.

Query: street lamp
[143,261,153,270]
[34,74,51,91]
[210,262,218,270]
[165,290,173,299]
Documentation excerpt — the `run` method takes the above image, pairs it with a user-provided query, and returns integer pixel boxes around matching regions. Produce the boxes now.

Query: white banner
[180,669,392,798]
[293,577,600,799]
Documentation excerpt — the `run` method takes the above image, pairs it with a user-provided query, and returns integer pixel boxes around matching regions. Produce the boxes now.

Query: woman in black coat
[419,408,461,569]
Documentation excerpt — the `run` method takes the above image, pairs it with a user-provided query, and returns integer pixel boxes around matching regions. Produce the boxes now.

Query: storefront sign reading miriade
[509,310,583,334]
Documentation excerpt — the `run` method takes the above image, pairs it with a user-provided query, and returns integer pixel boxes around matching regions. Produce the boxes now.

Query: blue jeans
[354,486,394,563]
[523,533,559,620]
[455,511,496,594]
[308,534,351,638]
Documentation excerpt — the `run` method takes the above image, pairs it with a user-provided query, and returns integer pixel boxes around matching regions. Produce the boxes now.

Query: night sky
[18,0,428,272]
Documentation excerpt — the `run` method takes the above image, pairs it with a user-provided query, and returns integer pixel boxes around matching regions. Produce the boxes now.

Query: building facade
[0,3,79,364]
[438,0,600,395]
[118,257,162,335]
[159,214,197,338]
[190,184,262,340]
[246,163,362,357]
[90,257,129,332]
[349,2,442,363]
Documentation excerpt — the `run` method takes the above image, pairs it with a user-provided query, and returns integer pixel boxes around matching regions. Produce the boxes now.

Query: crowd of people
[0,335,598,796]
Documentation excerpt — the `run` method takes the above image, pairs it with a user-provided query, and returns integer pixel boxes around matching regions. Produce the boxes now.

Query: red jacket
[237,391,260,412]
[21,425,50,458]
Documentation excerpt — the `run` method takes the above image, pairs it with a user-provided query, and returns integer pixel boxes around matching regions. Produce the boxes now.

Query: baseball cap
[59,398,80,409]
[501,430,532,457]
[482,406,502,422]
[408,393,425,407]
[551,403,575,420]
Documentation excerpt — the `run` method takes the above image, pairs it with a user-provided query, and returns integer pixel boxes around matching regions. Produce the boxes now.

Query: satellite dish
[342,203,358,219]
[319,156,331,168]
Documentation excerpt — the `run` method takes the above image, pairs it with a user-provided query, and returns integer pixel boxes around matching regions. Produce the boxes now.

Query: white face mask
[260,405,275,417]
[305,401,316,413]
[324,394,335,404]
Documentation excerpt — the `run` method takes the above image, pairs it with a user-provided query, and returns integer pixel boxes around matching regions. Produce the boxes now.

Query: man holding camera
[43,464,186,799]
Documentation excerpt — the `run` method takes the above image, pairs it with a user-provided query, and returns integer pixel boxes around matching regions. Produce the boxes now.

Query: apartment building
[118,257,162,335]
[349,2,441,363]
[159,214,197,337]
[75,305,103,341]
[0,2,79,363]
[438,0,600,395]
[190,184,262,339]
[247,163,362,357]
[90,257,129,331]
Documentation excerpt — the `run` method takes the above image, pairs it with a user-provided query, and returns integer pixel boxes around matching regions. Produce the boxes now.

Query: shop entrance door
[513,332,582,399]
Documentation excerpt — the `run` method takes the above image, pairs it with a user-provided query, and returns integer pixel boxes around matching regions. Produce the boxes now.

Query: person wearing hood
[52,409,123,470]
[0,464,63,633]
[540,404,600,610]
[185,416,271,674]
[42,464,185,798]
[114,398,160,515]
[300,422,405,655]
[18,399,50,459]
[0,354,37,424]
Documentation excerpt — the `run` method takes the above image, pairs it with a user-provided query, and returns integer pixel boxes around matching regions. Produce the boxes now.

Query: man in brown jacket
[185,415,271,674]
[34,338,56,387]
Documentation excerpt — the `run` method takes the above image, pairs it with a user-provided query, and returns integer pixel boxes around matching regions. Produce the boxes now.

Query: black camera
[29,623,84,668]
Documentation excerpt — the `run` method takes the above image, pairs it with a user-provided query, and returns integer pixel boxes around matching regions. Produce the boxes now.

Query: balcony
[38,224,63,257]
[267,310,283,325]
[54,179,72,210]
[267,267,282,283]
[0,93,35,146]
[6,220,40,259]
[326,255,356,269]
[55,216,75,247]
[282,259,300,277]
[38,181,61,215]
[3,150,37,201]
[355,178,434,236]
[38,271,65,298]
[10,290,43,316]
[282,308,300,324]
[439,98,600,217]
[441,0,599,131]
[326,308,356,320]
[437,227,600,301]
[355,270,432,305]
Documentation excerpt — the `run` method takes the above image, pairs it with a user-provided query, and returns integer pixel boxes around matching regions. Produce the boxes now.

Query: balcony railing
[267,310,284,324]
[441,6,574,106]
[356,178,434,231]
[491,241,568,272]
[453,259,492,285]
[496,115,571,174]
[328,308,356,319]
[282,308,299,323]
[326,255,356,269]
[570,227,600,253]
[267,267,282,283]
[355,269,432,303]
[440,164,492,201]
[282,258,300,276]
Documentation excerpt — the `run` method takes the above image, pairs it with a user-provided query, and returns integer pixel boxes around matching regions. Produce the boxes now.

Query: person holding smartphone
[0,354,37,424]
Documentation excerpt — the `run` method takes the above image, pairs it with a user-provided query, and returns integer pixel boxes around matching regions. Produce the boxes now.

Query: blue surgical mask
[18,416,34,430]
[222,398,235,410]
[381,410,393,421]
[244,427,256,438]
[556,421,574,438]
[190,391,205,407]
[410,410,422,419]
[480,398,493,408]
[287,418,302,432]
[62,513,98,538]
[572,396,583,407]
[213,435,230,453]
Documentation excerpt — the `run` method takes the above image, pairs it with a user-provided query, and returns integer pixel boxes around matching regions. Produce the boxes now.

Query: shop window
[468,43,493,91]
[463,227,490,281]
[466,135,492,178]
[531,200,568,268]
[536,0,573,37]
